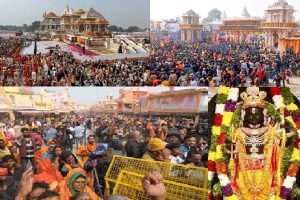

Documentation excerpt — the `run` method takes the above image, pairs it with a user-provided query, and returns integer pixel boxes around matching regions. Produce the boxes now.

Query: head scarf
[67,170,87,197]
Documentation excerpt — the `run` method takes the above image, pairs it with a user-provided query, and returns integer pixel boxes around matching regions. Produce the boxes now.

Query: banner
[149,94,199,113]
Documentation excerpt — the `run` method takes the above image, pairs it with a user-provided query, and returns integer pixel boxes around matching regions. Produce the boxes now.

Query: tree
[116,27,124,32]
[126,26,140,32]
[31,21,40,30]
[22,24,28,31]
[108,25,118,32]
[202,8,221,24]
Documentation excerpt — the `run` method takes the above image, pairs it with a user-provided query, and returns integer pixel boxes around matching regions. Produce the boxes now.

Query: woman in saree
[58,168,101,200]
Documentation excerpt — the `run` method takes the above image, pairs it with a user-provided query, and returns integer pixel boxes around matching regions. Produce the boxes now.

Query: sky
[32,87,196,105]
[150,0,300,22]
[0,0,150,28]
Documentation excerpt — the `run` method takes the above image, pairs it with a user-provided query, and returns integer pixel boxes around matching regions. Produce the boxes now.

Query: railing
[72,20,109,25]
[262,22,298,28]
[220,26,262,31]
[224,21,262,26]
[41,22,61,25]
[113,170,208,200]
[105,155,208,199]
[179,24,203,29]
[82,31,112,38]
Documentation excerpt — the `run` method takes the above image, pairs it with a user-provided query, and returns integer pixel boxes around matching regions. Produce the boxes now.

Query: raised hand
[142,171,166,198]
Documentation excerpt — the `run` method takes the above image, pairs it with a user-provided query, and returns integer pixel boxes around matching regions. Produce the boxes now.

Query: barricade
[105,155,208,200]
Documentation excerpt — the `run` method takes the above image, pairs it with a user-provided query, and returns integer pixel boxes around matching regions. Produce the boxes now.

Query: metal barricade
[105,155,208,200]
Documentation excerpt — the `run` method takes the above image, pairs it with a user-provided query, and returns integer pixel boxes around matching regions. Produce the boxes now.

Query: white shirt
[74,125,84,138]
[169,155,184,164]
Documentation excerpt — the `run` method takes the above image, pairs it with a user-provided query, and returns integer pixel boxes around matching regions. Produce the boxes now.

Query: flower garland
[208,87,239,200]
[272,87,300,199]
[209,87,300,200]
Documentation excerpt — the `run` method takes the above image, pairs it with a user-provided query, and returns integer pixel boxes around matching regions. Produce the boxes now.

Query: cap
[31,125,39,130]
[166,128,179,138]
[147,138,166,152]
[21,124,31,132]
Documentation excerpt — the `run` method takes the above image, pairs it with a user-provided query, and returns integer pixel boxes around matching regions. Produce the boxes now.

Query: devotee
[34,157,63,190]
[59,150,83,177]
[142,138,171,162]
[58,168,101,200]
[2,155,23,187]
[75,135,98,163]
[165,128,180,144]
[0,113,205,199]
[72,192,92,200]
[37,190,60,200]
[179,135,197,158]
[55,126,72,151]
[183,148,202,167]
[74,122,85,149]
[43,123,57,144]
[16,125,39,171]
[149,40,300,87]
[165,143,184,164]
[0,136,12,161]
[41,142,56,160]
[125,132,144,158]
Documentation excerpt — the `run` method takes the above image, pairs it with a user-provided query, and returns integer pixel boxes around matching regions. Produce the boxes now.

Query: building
[41,12,61,32]
[150,20,180,42]
[0,88,75,114]
[41,5,110,36]
[278,35,300,55]
[261,0,298,48]
[179,9,203,42]
[41,5,112,49]
[219,7,263,42]
[118,89,154,114]
[99,95,118,113]
[145,89,207,123]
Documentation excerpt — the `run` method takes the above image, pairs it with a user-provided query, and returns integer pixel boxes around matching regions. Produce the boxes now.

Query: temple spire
[221,10,227,21]
[241,7,250,18]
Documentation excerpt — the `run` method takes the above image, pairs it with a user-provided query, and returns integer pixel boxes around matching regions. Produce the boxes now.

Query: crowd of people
[0,37,23,56]
[0,50,149,86]
[2,36,300,87]
[149,41,300,87]
[0,112,207,199]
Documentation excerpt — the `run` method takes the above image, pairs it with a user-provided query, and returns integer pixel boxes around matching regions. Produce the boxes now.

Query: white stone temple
[261,0,298,48]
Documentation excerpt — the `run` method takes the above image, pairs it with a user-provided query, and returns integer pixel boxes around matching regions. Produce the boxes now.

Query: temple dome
[183,9,199,17]
[45,12,58,18]
[84,8,104,18]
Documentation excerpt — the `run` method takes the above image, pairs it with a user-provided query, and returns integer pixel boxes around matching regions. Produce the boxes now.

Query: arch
[79,24,84,32]
[273,32,279,47]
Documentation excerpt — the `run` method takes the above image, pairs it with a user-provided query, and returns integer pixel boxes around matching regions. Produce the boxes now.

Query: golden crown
[240,87,267,109]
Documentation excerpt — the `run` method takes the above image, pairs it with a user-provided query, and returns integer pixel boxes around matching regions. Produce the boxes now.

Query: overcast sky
[150,0,300,21]
[0,0,149,28]
[32,87,198,105]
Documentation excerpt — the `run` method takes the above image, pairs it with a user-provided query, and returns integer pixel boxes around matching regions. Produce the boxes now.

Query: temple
[261,0,298,48]
[150,0,300,54]
[179,10,203,42]
[41,5,111,50]
[219,7,263,42]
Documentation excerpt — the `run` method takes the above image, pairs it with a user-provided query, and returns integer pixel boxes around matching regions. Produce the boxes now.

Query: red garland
[208,160,216,171]
[295,137,300,149]
[270,87,281,96]
[295,120,300,129]
[214,113,223,126]
[218,132,226,145]
[271,146,277,172]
